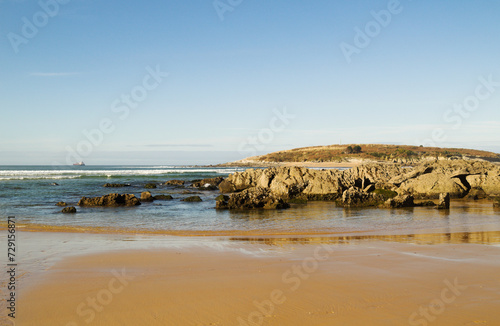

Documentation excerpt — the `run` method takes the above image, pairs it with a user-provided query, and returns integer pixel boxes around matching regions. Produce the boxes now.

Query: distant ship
[73,161,86,166]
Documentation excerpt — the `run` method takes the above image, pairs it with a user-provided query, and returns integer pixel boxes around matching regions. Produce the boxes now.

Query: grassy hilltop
[226,144,500,166]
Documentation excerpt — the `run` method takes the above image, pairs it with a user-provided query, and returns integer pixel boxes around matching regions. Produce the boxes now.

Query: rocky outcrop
[56,201,67,207]
[141,191,154,202]
[144,183,157,189]
[466,174,500,196]
[393,160,500,198]
[61,206,77,213]
[216,187,289,210]
[78,194,141,207]
[192,177,224,190]
[165,180,185,186]
[217,159,500,209]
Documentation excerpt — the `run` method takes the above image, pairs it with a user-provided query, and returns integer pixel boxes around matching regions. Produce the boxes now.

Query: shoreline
[12,233,500,326]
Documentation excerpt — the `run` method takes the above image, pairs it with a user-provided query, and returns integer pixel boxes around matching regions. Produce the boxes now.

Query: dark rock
[61,206,77,213]
[437,193,450,209]
[141,191,154,202]
[154,194,173,200]
[384,195,415,208]
[181,190,201,195]
[192,177,224,190]
[220,187,289,210]
[215,194,229,202]
[165,180,185,186]
[215,195,230,209]
[51,182,59,186]
[144,183,157,189]
[182,196,203,202]
[56,202,68,207]
[103,183,130,188]
[78,194,141,207]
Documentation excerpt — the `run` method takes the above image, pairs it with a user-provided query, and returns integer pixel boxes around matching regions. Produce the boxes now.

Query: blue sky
[1,0,500,164]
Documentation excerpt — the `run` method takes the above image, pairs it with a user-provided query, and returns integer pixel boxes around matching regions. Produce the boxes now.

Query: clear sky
[1,0,500,165]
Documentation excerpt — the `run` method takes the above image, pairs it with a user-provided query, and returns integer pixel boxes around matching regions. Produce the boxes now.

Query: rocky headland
[216,159,500,210]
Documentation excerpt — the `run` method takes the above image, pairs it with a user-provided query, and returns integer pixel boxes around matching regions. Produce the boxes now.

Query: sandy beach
[9,231,500,326]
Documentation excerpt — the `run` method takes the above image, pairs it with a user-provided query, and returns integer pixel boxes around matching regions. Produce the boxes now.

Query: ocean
[1,165,500,238]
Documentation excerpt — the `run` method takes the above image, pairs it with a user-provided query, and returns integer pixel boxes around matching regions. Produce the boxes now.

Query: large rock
[192,177,224,190]
[466,174,500,196]
[398,173,467,199]
[393,160,500,198]
[78,194,141,207]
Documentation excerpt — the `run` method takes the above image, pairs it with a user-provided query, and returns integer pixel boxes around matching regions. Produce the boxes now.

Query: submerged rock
[103,183,131,188]
[154,194,173,200]
[56,201,68,207]
[144,183,157,189]
[165,180,185,186]
[78,194,141,207]
[182,196,203,202]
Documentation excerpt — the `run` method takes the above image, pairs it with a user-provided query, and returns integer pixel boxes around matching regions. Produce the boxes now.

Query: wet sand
[13,234,500,326]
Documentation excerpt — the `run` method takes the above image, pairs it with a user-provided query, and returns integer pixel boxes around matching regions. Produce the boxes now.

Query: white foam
[0,167,246,180]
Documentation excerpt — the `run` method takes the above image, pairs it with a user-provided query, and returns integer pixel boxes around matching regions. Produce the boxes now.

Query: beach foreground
[15,236,500,326]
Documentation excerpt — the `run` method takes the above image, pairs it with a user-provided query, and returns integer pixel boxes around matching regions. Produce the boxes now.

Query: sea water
[1,165,500,236]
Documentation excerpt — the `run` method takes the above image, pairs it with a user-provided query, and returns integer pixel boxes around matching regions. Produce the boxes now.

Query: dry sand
[14,239,500,326]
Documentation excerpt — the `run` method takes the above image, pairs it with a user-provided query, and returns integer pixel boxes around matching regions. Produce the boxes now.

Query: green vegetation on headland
[223,144,500,166]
